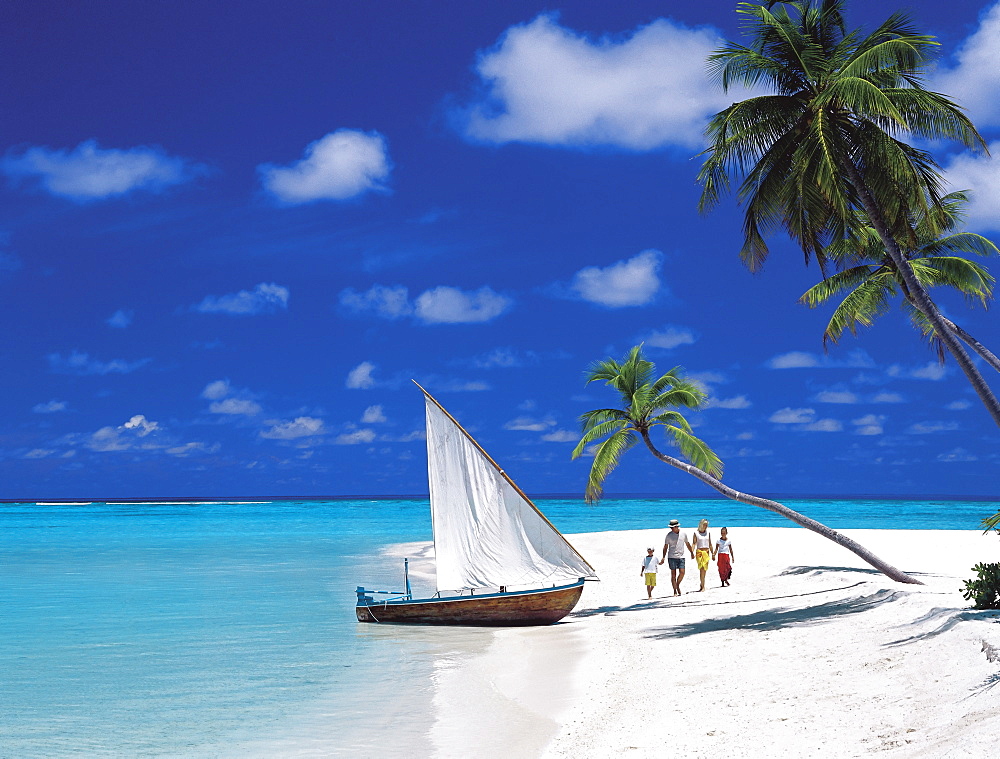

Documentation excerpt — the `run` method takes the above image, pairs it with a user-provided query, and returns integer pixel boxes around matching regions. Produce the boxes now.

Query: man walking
[661,519,694,596]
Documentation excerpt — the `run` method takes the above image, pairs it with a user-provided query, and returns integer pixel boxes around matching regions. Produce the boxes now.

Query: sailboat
[355,382,598,626]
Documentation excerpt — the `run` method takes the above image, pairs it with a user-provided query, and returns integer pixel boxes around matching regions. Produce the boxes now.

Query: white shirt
[642,554,659,574]
[716,538,731,555]
[664,530,689,559]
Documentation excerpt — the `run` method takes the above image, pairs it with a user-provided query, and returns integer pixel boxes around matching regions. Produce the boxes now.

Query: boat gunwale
[356,578,587,608]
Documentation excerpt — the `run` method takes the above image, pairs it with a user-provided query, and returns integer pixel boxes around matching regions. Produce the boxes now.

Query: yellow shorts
[644,573,657,586]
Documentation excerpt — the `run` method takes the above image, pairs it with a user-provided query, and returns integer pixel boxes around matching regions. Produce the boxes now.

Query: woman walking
[693,519,713,592]
[714,526,734,587]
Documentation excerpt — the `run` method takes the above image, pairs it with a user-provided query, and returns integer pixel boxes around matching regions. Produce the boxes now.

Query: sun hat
[668,519,680,527]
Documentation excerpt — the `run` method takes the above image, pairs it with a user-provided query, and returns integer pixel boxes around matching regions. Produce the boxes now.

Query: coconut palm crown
[698,0,1000,425]
[571,345,920,584]
[699,0,985,271]
[800,191,999,368]
[571,345,722,503]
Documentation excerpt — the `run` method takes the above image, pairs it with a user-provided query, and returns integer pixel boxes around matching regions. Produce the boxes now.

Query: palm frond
[919,233,998,260]
[911,257,994,305]
[800,265,880,307]
[572,414,630,460]
[583,429,638,504]
[822,273,897,344]
[664,425,724,478]
[649,410,694,434]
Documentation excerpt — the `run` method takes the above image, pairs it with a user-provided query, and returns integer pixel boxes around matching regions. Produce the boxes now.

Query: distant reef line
[4,492,998,504]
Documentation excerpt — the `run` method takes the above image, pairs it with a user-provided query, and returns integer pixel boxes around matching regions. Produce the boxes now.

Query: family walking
[641,519,734,598]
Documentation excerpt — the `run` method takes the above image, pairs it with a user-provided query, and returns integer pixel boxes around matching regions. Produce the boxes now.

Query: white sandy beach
[395,526,1000,758]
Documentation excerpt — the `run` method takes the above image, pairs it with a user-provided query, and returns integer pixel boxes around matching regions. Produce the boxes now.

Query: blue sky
[2,0,999,499]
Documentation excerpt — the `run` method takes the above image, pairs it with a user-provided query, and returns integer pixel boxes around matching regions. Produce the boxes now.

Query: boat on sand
[355,383,598,626]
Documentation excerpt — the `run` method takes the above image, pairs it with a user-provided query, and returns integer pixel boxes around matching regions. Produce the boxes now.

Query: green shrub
[963,562,1000,610]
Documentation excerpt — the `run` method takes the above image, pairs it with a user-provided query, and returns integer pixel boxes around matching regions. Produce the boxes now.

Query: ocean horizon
[3,496,998,757]
[8,492,1000,503]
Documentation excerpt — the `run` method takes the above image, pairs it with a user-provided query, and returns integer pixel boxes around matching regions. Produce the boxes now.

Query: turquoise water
[1,496,997,756]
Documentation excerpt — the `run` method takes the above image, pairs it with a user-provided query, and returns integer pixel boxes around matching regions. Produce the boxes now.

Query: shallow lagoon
[1,496,996,756]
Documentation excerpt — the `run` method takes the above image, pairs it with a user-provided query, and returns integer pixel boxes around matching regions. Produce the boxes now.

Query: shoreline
[386,526,1000,758]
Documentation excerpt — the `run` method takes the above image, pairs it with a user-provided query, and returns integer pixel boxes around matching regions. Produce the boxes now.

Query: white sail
[423,393,597,592]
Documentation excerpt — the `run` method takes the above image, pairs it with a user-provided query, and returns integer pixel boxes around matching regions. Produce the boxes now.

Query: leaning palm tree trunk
[639,430,922,585]
[841,160,1000,427]
[939,316,1000,374]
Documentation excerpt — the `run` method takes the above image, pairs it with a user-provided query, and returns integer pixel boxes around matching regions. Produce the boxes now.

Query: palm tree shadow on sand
[643,588,905,640]
[884,607,1000,647]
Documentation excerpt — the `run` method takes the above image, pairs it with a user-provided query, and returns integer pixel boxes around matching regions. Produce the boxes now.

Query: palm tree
[800,192,1000,372]
[572,345,920,584]
[697,0,1000,426]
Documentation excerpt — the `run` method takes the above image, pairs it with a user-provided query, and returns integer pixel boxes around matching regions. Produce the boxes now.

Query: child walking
[640,547,661,599]
[713,527,735,587]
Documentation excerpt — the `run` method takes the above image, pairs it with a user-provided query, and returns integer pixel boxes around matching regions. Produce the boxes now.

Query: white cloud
[88,414,161,452]
[415,285,511,324]
[767,351,820,369]
[766,349,874,370]
[435,379,491,392]
[472,347,532,369]
[814,390,859,404]
[907,420,960,434]
[937,447,978,463]
[709,395,751,410]
[735,432,754,440]
[504,416,555,432]
[106,309,133,328]
[946,399,973,411]
[1,140,203,200]
[341,284,512,325]
[209,398,262,416]
[124,414,158,434]
[888,362,948,381]
[335,428,377,445]
[259,417,325,440]
[643,324,695,350]
[930,4,1000,127]
[201,380,231,400]
[194,282,289,315]
[166,441,220,458]
[258,129,391,204]
[852,414,885,436]
[569,250,662,307]
[380,430,425,443]
[47,351,150,375]
[541,429,578,443]
[339,285,412,319]
[33,400,67,413]
[346,361,377,389]
[23,448,57,459]
[454,14,750,150]
[943,142,1000,232]
[802,418,842,432]
[362,405,387,423]
[686,370,726,395]
[730,447,774,457]
[873,392,905,404]
[769,408,815,424]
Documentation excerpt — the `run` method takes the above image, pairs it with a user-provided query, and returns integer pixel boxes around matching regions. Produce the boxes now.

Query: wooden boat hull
[356,579,585,626]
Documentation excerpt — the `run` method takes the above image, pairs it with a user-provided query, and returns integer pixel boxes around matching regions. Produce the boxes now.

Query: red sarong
[717,552,732,582]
